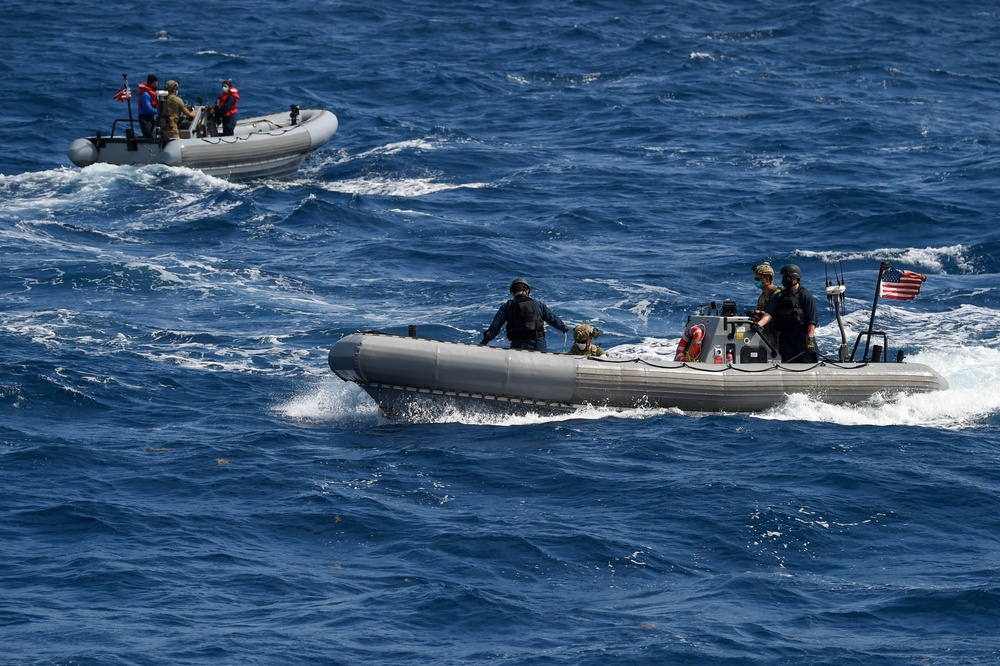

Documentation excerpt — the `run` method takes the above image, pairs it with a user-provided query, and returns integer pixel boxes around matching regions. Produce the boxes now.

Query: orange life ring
[674,324,705,362]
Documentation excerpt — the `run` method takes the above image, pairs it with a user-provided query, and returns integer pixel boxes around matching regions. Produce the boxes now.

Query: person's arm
[480,303,508,345]
[806,291,819,339]
[538,302,569,333]
[758,290,783,328]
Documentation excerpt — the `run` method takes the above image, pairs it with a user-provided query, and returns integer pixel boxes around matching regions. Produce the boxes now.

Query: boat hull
[68,108,338,179]
[328,332,949,416]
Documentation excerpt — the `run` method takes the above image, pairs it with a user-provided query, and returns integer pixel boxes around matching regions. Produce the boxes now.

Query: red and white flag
[880,266,926,301]
[113,85,132,102]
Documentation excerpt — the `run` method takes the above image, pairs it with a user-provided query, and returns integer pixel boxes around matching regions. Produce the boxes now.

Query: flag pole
[860,261,889,362]
[122,73,137,149]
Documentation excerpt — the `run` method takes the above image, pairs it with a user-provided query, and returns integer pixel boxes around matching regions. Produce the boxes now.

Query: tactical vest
[506,295,544,340]
[776,289,806,328]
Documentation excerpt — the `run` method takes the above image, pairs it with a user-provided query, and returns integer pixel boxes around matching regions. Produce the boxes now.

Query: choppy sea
[3,1,1000,663]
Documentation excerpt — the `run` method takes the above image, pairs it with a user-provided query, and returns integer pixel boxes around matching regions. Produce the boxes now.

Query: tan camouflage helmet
[573,323,598,343]
[754,262,775,278]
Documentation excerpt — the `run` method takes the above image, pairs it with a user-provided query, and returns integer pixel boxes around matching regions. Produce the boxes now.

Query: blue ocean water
[2,0,1000,663]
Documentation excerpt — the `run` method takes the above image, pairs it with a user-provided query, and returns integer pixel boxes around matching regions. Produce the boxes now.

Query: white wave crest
[797,245,974,273]
[317,176,490,197]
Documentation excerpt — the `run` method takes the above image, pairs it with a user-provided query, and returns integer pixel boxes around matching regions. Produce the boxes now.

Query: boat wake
[754,346,1000,430]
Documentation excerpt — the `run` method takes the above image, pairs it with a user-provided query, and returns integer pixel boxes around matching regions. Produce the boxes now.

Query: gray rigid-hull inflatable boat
[328,309,948,417]
[68,106,338,180]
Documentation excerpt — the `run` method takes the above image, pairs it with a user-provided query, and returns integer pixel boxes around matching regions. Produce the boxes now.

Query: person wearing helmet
[756,264,820,362]
[569,323,605,357]
[750,262,782,353]
[157,80,195,140]
[479,278,569,351]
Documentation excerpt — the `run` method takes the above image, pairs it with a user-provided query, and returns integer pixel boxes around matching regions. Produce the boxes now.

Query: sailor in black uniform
[479,278,569,352]
[756,264,820,363]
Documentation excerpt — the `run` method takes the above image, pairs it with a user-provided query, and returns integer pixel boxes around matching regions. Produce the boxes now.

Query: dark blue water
[3,1,1000,663]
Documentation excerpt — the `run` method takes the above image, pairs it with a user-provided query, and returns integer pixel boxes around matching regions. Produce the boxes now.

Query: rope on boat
[194,119,298,145]
[354,331,873,374]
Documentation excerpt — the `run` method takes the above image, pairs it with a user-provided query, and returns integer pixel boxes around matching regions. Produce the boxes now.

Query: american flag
[880,266,926,301]
[113,85,132,102]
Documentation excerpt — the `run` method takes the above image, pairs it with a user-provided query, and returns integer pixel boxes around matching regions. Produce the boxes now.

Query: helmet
[509,278,530,294]
[166,80,179,91]
[754,262,775,278]
[780,264,802,280]
[573,324,597,343]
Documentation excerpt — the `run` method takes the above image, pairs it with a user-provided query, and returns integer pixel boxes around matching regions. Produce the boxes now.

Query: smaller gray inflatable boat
[328,307,947,417]
[68,105,337,180]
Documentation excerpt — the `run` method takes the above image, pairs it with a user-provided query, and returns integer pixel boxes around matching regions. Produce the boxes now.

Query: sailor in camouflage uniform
[157,80,195,140]
[569,323,605,357]
[751,262,782,354]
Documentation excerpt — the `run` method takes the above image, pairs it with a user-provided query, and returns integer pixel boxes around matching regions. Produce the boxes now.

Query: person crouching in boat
[756,264,820,363]
[157,80,195,140]
[569,324,605,357]
[479,278,569,352]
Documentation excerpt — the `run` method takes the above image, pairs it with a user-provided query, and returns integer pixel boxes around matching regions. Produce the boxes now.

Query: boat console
[682,300,778,364]
[177,106,210,139]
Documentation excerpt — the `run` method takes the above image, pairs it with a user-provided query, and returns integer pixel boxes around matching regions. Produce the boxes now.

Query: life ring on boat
[674,324,705,362]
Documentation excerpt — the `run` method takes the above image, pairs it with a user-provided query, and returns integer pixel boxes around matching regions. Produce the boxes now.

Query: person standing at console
[158,80,195,140]
[756,264,820,362]
[213,79,240,136]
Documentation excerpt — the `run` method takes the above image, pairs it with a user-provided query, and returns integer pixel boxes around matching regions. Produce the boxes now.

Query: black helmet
[780,264,802,280]
[509,277,530,293]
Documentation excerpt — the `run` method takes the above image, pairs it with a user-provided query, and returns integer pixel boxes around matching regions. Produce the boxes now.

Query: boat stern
[68,138,98,167]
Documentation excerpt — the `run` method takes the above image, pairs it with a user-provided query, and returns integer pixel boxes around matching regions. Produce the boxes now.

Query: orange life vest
[137,82,158,109]
[217,87,240,117]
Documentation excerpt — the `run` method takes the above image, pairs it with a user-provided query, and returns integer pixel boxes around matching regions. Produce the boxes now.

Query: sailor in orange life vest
[211,80,240,136]
[479,278,569,352]
[136,74,159,138]
[755,264,820,363]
